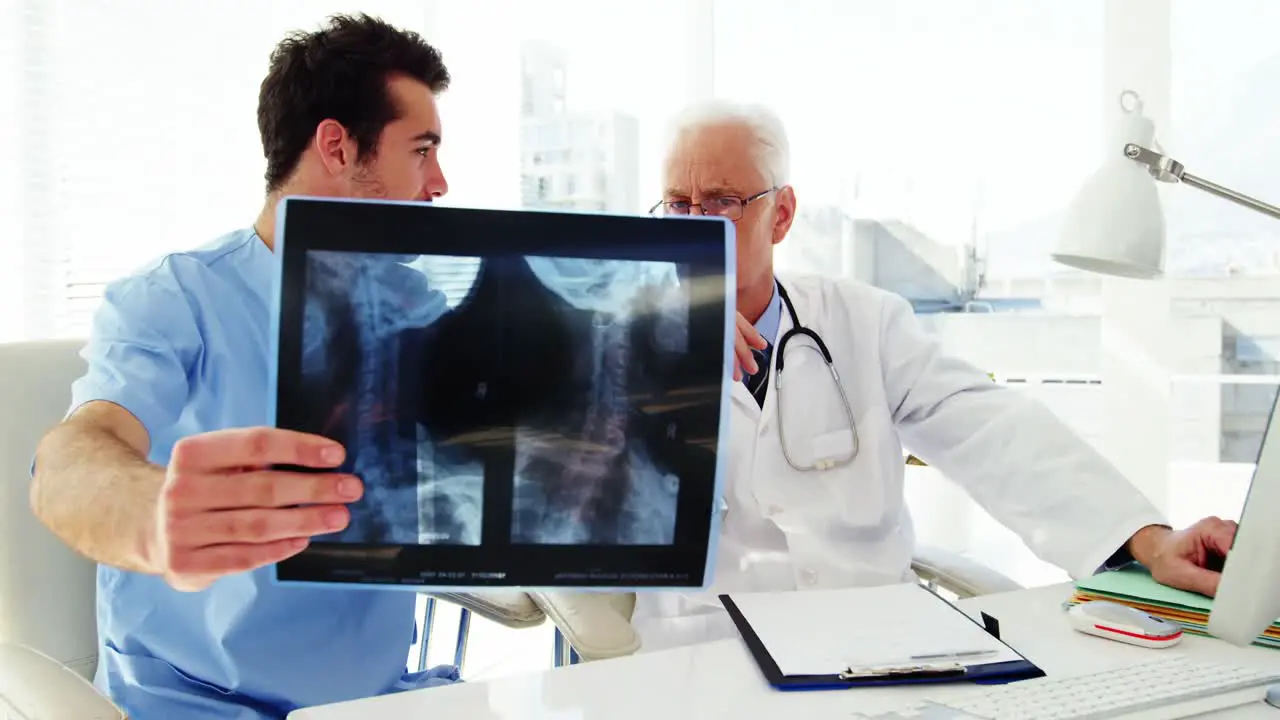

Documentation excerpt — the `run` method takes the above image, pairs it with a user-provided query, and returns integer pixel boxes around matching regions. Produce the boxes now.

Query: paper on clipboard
[726,583,1022,677]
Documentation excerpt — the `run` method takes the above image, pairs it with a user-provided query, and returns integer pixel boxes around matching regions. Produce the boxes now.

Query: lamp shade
[1052,101,1167,279]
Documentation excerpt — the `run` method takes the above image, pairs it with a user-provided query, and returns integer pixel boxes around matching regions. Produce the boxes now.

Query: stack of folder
[1066,566,1280,648]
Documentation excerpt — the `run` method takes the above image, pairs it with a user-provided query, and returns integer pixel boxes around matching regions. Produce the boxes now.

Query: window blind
[3,0,442,342]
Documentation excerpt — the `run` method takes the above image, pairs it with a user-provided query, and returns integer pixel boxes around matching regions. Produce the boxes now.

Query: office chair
[0,642,125,719]
[0,341,99,675]
[0,339,122,716]
[910,544,1023,599]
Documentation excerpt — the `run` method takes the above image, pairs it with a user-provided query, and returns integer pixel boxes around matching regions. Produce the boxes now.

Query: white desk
[290,583,1280,719]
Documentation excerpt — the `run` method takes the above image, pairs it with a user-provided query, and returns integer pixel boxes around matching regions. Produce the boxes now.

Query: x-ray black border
[268,196,732,590]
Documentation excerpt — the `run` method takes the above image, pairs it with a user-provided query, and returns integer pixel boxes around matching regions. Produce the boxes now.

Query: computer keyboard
[850,656,1280,719]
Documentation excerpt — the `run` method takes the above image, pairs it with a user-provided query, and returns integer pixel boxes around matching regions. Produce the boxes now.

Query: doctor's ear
[771,185,797,245]
[313,119,358,177]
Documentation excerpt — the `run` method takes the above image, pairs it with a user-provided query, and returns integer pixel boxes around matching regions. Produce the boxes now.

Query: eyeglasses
[649,187,779,222]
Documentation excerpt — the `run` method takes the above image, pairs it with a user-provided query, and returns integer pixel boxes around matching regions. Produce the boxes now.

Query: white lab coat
[629,274,1167,652]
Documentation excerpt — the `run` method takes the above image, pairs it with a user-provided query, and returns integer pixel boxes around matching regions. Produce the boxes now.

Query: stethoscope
[771,281,860,472]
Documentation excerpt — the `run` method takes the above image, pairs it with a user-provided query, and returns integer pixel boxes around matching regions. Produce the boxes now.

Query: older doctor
[616,100,1238,652]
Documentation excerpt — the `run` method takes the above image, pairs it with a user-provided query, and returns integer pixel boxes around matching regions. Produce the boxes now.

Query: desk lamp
[1052,90,1280,279]
[1052,90,1280,651]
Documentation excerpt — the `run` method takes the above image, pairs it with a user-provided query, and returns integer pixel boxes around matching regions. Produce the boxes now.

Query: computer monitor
[1207,387,1280,646]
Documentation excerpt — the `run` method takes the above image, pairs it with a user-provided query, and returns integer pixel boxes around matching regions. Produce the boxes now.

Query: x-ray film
[267,197,735,590]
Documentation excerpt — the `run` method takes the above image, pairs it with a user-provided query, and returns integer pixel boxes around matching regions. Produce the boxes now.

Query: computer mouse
[1067,600,1183,648]
[1266,684,1280,709]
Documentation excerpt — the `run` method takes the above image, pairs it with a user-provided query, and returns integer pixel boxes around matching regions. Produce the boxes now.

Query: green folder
[1076,566,1214,612]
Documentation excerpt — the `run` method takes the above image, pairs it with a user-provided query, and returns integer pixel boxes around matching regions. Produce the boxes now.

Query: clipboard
[719,583,1045,691]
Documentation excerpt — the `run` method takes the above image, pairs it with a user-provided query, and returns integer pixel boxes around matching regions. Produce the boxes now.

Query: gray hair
[666,100,791,187]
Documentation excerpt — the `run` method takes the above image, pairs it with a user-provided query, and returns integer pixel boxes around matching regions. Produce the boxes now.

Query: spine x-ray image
[415,254,691,546]
[298,250,694,549]
[299,251,484,546]
[514,256,688,544]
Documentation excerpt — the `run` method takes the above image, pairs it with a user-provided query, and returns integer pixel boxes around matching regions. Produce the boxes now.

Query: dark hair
[257,13,451,191]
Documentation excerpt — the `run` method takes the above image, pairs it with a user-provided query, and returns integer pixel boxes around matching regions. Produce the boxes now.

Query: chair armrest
[529,592,639,662]
[426,591,546,629]
[0,642,125,719]
[911,544,1023,598]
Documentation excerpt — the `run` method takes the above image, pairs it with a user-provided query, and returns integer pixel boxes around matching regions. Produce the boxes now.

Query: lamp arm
[1179,173,1280,221]
[1124,143,1280,222]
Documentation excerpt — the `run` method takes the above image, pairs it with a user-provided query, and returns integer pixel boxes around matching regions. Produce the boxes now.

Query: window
[712,0,1280,585]
[715,0,1105,299]
[1165,0,1280,471]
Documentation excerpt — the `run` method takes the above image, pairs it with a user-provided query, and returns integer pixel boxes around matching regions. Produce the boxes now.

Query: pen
[909,649,999,662]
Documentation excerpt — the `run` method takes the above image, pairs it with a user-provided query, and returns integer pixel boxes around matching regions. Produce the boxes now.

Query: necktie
[744,342,773,408]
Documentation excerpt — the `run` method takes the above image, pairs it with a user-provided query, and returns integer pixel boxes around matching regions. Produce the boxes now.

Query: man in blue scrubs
[29,14,460,719]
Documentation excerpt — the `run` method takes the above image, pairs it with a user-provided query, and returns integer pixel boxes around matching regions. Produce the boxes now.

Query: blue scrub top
[66,228,459,719]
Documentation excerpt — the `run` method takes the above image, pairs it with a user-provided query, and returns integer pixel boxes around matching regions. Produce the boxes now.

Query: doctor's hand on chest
[733,312,769,382]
